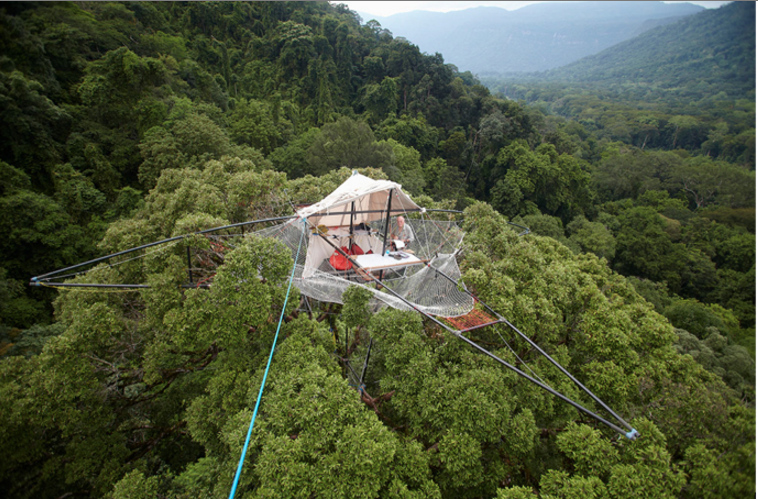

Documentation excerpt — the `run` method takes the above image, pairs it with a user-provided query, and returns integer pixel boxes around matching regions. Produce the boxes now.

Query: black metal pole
[454,332,628,436]
[162,206,626,437]
[33,211,465,283]
[379,190,395,283]
[349,201,355,252]
[425,209,463,214]
[303,296,313,320]
[187,246,193,284]
[500,316,632,432]
[316,232,353,261]
[33,282,211,289]
[355,266,629,437]
[359,338,373,386]
[424,260,634,433]
[34,282,151,289]
[32,215,298,281]
[344,357,361,384]
[381,189,394,256]
[301,208,461,218]
[506,221,531,236]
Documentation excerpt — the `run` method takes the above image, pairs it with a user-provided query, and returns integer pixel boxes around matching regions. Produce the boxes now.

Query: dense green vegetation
[545,2,753,96]
[0,2,754,498]
[484,2,755,166]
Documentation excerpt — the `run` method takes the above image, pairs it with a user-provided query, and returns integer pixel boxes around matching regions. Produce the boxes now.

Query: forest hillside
[486,2,755,109]
[0,2,754,498]
[540,1,755,96]
[360,1,704,74]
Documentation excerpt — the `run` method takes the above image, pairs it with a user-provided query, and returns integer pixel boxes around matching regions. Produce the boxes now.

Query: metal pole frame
[31,210,465,285]
[32,215,299,283]
[303,233,628,436]
[359,338,374,387]
[381,189,394,256]
[35,282,211,289]
[349,201,355,253]
[351,263,632,438]
[422,259,635,434]
[187,246,193,284]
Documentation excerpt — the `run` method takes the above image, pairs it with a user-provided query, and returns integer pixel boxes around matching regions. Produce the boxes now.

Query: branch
[359,388,395,424]
[119,343,220,409]
[125,420,187,463]
[84,353,119,373]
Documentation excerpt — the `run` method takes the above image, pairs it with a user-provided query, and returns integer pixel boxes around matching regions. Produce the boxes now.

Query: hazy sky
[338,1,732,18]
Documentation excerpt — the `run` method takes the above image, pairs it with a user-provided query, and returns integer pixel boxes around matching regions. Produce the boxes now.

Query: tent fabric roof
[295,173,419,227]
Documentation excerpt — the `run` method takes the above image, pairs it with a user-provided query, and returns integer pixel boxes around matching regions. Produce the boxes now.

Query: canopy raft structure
[30,171,638,442]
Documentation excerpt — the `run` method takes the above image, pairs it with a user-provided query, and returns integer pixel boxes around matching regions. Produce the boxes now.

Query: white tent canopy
[250,171,474,318]
[295,172,419,227]
[295,172,419,277]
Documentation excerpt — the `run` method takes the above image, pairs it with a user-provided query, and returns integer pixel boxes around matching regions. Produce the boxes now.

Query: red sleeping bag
[329,244,364,271]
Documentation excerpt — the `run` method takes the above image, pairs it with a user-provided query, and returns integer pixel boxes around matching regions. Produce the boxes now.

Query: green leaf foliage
[0,1,753,498]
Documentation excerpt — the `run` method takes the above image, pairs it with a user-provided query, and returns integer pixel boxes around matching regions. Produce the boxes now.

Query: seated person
[390,216,415,249]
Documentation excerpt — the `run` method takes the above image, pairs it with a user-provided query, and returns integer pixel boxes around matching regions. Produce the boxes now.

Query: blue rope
[228,221,305,499]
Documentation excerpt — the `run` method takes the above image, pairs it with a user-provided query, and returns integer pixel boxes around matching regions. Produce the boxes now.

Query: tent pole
[379,190,394,283]
[349,201,355,252]
[381,189,394,255]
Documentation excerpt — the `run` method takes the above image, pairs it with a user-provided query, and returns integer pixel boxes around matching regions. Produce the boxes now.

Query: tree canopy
[0,2,753,498]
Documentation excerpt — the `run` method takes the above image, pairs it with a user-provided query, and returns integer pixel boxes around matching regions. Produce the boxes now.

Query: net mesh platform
[249,218,475,319]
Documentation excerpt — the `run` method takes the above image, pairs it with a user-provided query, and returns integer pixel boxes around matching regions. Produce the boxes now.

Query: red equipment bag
[329,246,353,270]
[328,244,364,271]
[349,244,364,256]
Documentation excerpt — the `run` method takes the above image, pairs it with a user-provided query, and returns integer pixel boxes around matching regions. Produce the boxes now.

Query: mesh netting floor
[254,220,476,319]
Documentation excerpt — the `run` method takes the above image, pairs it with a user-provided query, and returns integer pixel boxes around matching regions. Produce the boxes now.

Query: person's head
[397,216,405,228]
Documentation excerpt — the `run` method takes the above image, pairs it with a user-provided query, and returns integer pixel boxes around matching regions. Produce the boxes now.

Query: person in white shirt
[391,216,414,248]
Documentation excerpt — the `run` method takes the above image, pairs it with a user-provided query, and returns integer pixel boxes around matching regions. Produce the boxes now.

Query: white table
[353,253,424,271]
[303,229,385,277]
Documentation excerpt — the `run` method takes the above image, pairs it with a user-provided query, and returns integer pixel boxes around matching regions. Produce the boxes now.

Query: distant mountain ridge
[357,1,705,74]
[540,1,755,97]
